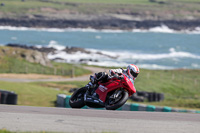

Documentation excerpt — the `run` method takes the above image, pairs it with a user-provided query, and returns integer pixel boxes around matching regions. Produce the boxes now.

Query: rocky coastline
[0,44,52,67]
[6,44,117,63]
[0,17,200,31]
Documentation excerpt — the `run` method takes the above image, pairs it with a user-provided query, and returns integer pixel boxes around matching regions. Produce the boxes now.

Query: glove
[112,74,124,80]
[118,75,124,80]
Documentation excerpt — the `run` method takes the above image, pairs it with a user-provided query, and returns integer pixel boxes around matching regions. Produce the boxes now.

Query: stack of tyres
[130,91,164,102]
[148,92,164,102]
[0,90,18,105]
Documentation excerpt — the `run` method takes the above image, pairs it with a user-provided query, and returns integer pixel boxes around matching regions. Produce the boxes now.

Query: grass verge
[36,68,200,109]
[132,69,200,109]
[0,68,200,109]
[0,129,115,133]
[0,57,91,77]
[0,80,88,107]
[0,0,200,19]
[0,129,63,133]
[0,81,68,107]
[0,46,91,77]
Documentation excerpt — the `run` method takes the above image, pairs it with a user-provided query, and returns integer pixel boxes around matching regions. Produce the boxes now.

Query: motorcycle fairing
[122,74,136,95]
[95,80,122,102]
[95,74,136,102]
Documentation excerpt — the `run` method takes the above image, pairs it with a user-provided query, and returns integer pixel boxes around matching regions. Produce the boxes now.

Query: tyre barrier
[57,94,200,113]
[56,94,67,107]
[130,91,164,102]
[0,90,18,105]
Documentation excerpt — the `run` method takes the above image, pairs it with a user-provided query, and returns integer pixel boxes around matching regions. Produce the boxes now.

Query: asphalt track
[0,105,200,133]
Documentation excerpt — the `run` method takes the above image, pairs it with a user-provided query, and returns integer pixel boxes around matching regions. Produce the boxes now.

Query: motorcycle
[69,72,136,110]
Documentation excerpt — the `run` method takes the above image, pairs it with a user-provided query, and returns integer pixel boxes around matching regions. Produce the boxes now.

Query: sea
[0,25,200,70]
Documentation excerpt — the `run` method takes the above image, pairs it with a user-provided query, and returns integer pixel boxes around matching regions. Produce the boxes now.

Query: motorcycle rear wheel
[105,89,129,110]
[69,87,87,108]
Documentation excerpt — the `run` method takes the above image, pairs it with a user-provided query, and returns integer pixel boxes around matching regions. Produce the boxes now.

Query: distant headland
[0,17,200,31]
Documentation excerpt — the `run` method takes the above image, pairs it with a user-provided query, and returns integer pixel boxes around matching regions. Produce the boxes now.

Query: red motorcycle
[69,73,136,110]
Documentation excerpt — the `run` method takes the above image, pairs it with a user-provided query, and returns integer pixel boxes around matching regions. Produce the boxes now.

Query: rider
[109,64,140,81]
[88,64,140,90]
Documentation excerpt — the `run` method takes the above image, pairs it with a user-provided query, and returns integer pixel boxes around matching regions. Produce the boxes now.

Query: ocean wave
[138,64,175,70]
[87,61,175,70]
[0,26,65,32]
[149,25,175,33]
[191,63,200,68]
[0,26,30,31]
[11,37,17,40]
[88,48,200,61]
[87,61,128,67]
[1,41,199,69]
[48,45,200,62]
[46,45,200,69]
[117,48,200,60]
[186,27,200,34]
[35,40,66,50]
[145,25,175,33]
[0,26,123,33]
[47,49,112,63]
[47,40,66,50]
[132,25,200,34]
[1,25,200,34]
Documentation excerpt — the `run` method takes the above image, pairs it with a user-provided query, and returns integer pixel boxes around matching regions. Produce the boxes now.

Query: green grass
[0,46,91,107]
[49,0,200,4]
[0,81,68,107]
[0,0,200,19]
[134,69,200,109]
[0,48,199,109]
[0,80,88,107]
[0,129,64,133]
[51,62,91,77]
[36,68,200,109]
[0,129,115,133]
[34,81,88,92]
[1,68,200,109]
[0,57,91,77]
[0,46,91,77]
[0,0,68,14]
[0,129,11,133]
[51,0,153,4]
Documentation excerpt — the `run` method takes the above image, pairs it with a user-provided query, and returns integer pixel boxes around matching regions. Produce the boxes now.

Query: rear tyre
[105,89,129,110]
[69,87,87,108]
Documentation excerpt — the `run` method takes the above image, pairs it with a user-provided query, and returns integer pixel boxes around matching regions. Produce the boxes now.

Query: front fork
[112,89,123,99]
[84,84,105,107]
[86,75,99,95]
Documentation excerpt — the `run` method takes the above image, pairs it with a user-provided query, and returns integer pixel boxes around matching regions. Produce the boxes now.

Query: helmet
[127,64,139,79]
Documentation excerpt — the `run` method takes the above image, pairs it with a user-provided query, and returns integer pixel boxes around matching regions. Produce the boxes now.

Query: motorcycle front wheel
[69,87,87,108]
[105,89,129,110]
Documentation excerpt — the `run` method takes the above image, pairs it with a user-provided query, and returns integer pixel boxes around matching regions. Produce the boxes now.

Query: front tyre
[69,87,87,108]
[105,89,129,110]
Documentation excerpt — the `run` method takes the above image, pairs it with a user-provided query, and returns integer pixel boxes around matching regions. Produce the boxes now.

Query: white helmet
[127,64,139,79]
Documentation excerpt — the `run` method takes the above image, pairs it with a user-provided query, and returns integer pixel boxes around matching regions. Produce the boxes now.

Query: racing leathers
[93,68,136,86]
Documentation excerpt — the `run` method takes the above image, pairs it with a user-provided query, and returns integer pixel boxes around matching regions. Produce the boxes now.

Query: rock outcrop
[0,45,52,67]
[6,44,118,62]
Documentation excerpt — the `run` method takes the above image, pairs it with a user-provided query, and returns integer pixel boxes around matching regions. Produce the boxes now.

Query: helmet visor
[130,69,138,78]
